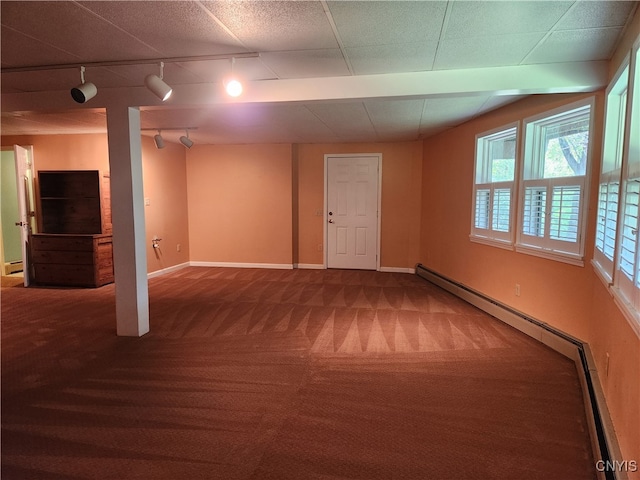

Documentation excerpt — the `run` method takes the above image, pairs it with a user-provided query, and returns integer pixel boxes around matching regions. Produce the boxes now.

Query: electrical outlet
[177,244,181,252]
[145,198,150,206]
[515,284,521,296]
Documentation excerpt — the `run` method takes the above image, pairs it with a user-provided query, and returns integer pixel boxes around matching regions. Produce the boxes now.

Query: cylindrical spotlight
[71,66,97,104]
[179,135,193,149]
[145,74,172,101]
[154,131,165,149]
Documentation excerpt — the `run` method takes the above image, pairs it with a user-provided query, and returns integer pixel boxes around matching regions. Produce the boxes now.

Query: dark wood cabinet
[31,234,113,287]
[33,170,113,287]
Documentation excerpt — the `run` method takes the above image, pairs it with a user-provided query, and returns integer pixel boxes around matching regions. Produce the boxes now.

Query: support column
[106,106,149,337]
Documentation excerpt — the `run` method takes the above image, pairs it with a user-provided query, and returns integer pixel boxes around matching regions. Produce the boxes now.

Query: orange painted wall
[140,136,190,273]
[419,89,639,470]
[185,143,293,265]
[296,142,422,269]
[1,134,190,275]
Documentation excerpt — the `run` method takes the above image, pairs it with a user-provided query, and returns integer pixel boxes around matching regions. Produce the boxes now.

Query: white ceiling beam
[1,61,608,112]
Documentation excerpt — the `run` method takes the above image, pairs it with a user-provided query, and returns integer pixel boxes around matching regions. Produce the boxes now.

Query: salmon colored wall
[1,134,190,275]
[185,144,293,265]
[419,89,639,470]
[141,136,190,273]
[296,142,422,269]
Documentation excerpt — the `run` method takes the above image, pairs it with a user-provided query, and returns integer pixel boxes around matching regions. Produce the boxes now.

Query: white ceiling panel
[201,1,338,52]
[444,1,574,39]
[260,50,350,79]
[78,1,245,57]
[0,1,158,65]
[1,1,636,144]
[346,42,438,75]
[327,1,447,46]
[420,96,490,127]
[306,102,377,139]
[0,26,80,68]
[555,1,637,30]
[475,95,528,116]
[526,27,624,64]
[433,33,545,70]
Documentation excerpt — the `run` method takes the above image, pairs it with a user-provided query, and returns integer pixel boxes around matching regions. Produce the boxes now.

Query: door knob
[329,212,333,216]
[328,219,334,223]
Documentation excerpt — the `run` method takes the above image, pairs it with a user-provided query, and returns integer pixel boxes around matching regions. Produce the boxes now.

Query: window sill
[591,259,613,291]
[515,243,584,267]
[469,235,514,251]
[610,286,640,338]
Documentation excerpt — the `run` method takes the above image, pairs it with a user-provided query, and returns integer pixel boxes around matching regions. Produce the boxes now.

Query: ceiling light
[145,62,172,101]
[179,130,193,148]
[153,130,165,149]
[70,66,97,104]
[224,57,243,97]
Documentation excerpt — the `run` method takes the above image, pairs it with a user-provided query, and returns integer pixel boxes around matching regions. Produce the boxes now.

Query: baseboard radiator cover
[415,263,626,480]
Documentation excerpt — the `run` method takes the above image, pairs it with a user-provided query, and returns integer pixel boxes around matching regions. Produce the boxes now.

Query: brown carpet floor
[1,267,596,479]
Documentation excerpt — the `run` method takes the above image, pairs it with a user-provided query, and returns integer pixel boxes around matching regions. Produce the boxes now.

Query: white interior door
[326,155,379,270]
[14,145,33,286]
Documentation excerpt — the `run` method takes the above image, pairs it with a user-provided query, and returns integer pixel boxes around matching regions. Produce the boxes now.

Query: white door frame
[323,153,382,270]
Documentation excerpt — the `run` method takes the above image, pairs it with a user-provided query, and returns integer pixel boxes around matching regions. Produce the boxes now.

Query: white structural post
[106,106,149,337]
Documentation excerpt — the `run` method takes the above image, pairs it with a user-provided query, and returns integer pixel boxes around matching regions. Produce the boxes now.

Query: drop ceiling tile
[260,50,350,79]
[346,42,438,75]
[79,1,246,57]
[555,1,638,30]
[201,1,338,52]
[525,27,624,64]
[475,95,527,115]
[444,1,573,39]
[433,33,545,70]
[306,102,377,139]
[0,26,80,68]
[365,99,423,135]
[175,57,277,84]
[1,1,158,63]
[421,96,489,127]
[327,1,447,46]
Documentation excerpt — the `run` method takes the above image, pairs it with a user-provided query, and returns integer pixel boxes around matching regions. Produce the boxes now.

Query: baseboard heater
[415,263,625,480]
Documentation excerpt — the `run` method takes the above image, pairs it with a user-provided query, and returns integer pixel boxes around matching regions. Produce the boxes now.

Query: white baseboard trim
[147,262,190,279]
[294,263,325,269]
[415,263,623,479]
[379,266,416,274]
[190,261,294,270]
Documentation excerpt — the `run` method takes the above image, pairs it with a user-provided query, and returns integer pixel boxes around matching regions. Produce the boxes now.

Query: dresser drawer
[32,235,94,252]
[34,264,96,287]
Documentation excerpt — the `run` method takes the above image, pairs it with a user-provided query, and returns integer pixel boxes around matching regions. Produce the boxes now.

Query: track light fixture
[224,57,243,97]
[153,130,165,149]
[179,130,194,149]
[70,66,97,104]
[145,62,172,101]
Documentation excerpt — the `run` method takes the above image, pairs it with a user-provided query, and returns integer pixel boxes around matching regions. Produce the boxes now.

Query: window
[593,63,629,284]
[612,40,640,328]
[516,99,594,264]
[470,124,517,248]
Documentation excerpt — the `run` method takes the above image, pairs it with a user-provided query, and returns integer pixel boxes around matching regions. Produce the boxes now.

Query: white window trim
[593,57,630,288]
[470,122,519,249]
[515,97,595,266]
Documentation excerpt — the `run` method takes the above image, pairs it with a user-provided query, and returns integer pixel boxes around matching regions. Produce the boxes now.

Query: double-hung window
[471,124,517,248]
[612,41,640,320]
[593,63,629,284]
[517,99,594,265]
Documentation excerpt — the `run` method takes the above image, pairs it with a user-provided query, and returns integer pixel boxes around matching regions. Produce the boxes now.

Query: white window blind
[517,99,593,263]
[471,124,517,247]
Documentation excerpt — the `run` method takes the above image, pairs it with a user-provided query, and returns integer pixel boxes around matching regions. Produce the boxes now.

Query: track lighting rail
[0,52,260,74]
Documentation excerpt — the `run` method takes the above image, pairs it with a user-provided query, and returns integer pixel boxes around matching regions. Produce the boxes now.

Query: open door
[13,145,35,286]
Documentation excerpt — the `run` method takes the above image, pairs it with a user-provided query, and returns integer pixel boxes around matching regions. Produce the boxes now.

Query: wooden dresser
[31,234,113,287]
[32,170,113,288]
